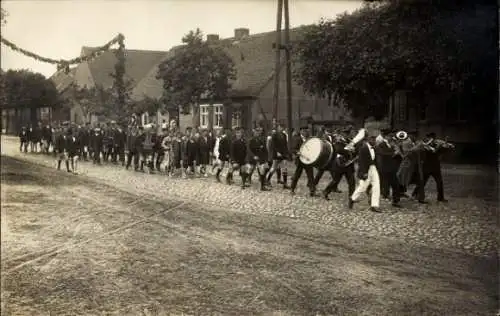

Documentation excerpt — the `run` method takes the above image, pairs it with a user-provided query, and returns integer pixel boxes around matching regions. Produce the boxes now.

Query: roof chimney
[206,34,219,43]
[234,28,250,40]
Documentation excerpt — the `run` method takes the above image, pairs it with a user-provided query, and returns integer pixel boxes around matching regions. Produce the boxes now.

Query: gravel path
[2,136,497,257]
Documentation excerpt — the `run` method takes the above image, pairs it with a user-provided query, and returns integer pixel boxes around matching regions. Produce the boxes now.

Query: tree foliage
[156,28,236,114]
[0,69,60,110]
[68,79,135,124]
[294,1,497,119]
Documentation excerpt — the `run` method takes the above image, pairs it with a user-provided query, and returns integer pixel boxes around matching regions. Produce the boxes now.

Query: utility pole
[284,0,292,147]
[272,0,283,122]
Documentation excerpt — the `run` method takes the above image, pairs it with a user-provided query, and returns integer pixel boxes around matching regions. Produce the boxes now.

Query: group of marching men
[18,117,454,213]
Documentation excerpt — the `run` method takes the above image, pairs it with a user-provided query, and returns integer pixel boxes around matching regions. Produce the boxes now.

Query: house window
[214,104,223,128]
[232,110,241,128]
[200,105,209,128]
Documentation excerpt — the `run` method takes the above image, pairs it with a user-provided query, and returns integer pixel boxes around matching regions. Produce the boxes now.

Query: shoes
[437,199,448,203]
[348,198,354,209]
[322,191,330,201]
[370,207,382,213]
[391,203,402,208]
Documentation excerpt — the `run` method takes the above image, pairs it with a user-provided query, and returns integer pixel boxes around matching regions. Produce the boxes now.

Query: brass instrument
[389,137,403,157]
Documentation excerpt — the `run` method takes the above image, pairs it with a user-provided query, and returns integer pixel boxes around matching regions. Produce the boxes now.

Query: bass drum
[299,137,334,169]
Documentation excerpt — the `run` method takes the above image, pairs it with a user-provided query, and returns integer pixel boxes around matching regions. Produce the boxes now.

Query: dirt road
[1,156,498,315]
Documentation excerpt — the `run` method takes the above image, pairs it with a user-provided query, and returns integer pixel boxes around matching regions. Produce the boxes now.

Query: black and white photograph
[0,0,498,315]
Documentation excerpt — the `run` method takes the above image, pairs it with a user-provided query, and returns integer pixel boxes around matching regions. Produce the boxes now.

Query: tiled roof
[220,27,307,97]
[130,45,183,101]
[80,47,168,89]
[132,26,308,100]
[50,67,77,92]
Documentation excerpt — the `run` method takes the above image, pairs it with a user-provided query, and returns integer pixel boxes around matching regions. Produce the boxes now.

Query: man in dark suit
[290,126,315,196]
[197,129,211,177]
[66,128,80,174]
[311,126,335,193]
[322,130,356,200]
[228,127,249,188]
[349,130,382,213]
[375,129,401,207]
[412,132,451,202]
[55,123,70,171]
[266,123,290,189]
[91,126,104,165]
[248,125,270,191]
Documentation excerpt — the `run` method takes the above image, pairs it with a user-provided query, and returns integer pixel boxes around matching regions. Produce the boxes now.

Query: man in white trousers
[349,130,382,213]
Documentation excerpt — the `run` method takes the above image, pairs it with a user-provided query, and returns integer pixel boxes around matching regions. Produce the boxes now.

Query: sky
[1,0,363,78]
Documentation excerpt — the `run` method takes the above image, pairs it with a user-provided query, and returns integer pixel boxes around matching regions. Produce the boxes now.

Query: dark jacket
[186,139,199,160]
[91,130,103,150]
[197,136,210,162]
[230,138,247,163]
[248,136,268,162]
[291,134,306,156]
[19,129,28,141]
[375,140,399,173]
[270,131,289,159]
[66,135,80,154]
[218,136,231,161]
[42,126,52,141]
[55,134,67,152]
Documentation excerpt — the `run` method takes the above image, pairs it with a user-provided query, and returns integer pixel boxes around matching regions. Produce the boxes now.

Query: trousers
[351,165,381,208]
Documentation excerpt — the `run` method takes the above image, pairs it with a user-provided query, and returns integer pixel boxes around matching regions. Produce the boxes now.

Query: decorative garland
[0,33,124,74]
[113,34,126,110]
[1,33,127,115]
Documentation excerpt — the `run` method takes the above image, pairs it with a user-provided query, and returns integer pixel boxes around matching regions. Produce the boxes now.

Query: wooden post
[272,0,283,121]
[284,0,293,150]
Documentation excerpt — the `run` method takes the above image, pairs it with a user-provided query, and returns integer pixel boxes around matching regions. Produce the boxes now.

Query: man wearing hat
[322,128,356,200]
[91,125,104,164]
[248,125,271,191]
[290,125,315,197]
[412,132,449,202]
[396,130,427,203]
[65,127,80,173]
[266,122,290,189]
[227,127,249,188]
[311,126,335,193]
[197,129,211,177]
[19,126,29,153]
[54,122,70,171]
[349,128,382,212]
[375,128,402,207]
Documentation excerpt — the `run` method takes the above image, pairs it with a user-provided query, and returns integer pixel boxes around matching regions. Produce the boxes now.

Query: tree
[68,79,135,124]
[68,83,112,123]
[156,28,236,115]
[293,1,497,120]
[0,69,60,125]
[1,69,60,110]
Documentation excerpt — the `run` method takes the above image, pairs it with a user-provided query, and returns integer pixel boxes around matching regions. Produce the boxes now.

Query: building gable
[82,47,167,90]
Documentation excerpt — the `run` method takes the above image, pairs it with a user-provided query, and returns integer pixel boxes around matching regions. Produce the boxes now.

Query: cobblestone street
[2,153,498,315]
[1,136,497,257]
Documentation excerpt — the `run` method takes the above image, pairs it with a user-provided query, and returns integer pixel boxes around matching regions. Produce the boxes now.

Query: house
[131,27,351,132]
[51,47,170,126]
